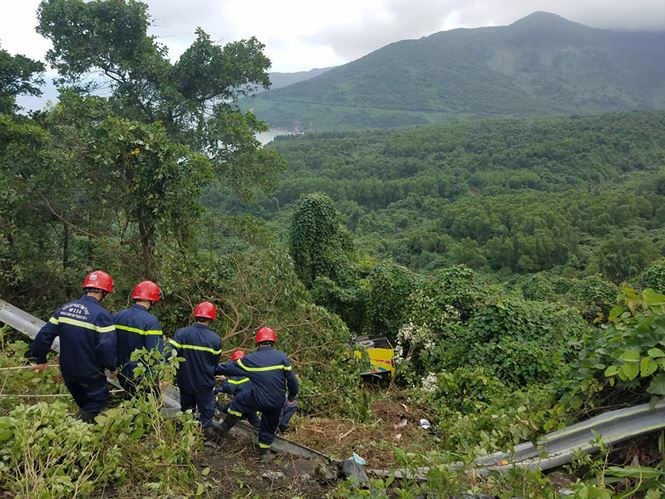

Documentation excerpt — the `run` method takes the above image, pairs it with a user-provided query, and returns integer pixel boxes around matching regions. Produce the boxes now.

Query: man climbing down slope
[216,327,299,459]
[29,270,117,423]
[169,301,224,437]
[113,280,164,397]
[214,349,260,428]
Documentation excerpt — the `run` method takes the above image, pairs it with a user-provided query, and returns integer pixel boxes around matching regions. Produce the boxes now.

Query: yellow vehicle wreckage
[353,336,396,379]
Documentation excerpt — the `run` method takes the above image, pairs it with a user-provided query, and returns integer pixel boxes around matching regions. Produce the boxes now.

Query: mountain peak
[510,11,587,30]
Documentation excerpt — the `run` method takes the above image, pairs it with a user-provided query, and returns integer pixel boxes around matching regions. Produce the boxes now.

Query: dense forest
[2,1,665,497]
[246,12,665,130]
[205,112,665,281]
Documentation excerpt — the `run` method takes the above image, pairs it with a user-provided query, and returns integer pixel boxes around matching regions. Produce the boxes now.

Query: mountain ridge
[246,12,665,130]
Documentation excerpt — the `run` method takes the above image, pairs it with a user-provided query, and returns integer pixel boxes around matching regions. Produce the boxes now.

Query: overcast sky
[1,0,665,73]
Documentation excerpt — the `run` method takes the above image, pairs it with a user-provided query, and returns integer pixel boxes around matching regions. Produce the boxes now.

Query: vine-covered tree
[289,192,354,288]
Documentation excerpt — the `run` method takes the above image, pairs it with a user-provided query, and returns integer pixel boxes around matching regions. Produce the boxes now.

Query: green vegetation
[3,1,665,497]
[206,112,665,283]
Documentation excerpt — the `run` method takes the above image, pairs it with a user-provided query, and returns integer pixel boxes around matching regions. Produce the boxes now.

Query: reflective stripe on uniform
[237,359,291,372]
[49,317,59,325]
[115,324,163,336]
[258,442,271,449]
[168,339,222,355]
[228,409,243,417]
[58,316,115,333]
[227,378,250,385]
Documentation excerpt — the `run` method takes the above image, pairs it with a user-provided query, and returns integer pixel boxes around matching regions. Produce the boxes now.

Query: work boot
[203,419,222,441]
[217,414,240,438]
[77,408,95,424]
[258,446,275,463]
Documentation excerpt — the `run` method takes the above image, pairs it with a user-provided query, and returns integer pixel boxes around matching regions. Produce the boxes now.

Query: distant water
[256,128,299,145]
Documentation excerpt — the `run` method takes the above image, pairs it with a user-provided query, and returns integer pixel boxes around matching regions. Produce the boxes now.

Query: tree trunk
[139,220,152,279]
[62,223,70,268]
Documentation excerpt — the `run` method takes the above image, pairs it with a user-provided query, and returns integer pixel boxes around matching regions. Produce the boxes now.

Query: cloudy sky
[1,0,665,73]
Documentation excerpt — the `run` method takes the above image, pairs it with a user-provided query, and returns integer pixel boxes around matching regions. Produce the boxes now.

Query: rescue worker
[29,270,117,422]
[169,301,224,437]
[216,327,299,458]
[214,349,260,428]
[113,280,164,397]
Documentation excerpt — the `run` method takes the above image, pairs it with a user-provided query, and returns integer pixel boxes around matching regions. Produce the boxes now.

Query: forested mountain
[247,12,665,130]
[204,111,665,280]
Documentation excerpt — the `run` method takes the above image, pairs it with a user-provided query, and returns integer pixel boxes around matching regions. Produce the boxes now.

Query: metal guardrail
[369,399,665,480]
[0,298,332,461]
[474,399,665,473]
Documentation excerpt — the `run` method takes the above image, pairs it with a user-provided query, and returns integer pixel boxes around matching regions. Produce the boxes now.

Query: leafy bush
[363,263,420,340]
[556,286,665,416]
[639,257,665,293]
[415,367,555,454]
[0,402,123,497]
[459,298,588,385]
[406,265,487,324]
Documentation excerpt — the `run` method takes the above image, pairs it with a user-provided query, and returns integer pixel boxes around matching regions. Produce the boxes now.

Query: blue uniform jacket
[113,304,164,378]
[169,323,222,394]
[215,375,251,396]
[216,345,299,409]
[29,295,116,379]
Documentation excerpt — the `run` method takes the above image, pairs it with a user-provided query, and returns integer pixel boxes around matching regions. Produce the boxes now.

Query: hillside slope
[247,12,665,130]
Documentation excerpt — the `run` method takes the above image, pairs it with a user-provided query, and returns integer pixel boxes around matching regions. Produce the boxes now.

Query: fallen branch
[0,365,59,371]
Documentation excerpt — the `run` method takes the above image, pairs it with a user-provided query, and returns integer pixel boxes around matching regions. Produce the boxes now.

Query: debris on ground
[195,434,335,498]
[350,452,367,465]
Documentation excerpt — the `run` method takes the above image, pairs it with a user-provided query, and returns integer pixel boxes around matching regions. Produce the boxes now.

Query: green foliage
[595,233,660,283]
[0,46,44,113]
[557,286,665,415]
[460,298,588,385]
[406,265,486,325]
[519,273,618,322]
[333,449,556,497]
[0,335,71,414]
[639,257,665,293]
[289,192,354,287]
[207,112,665,283]
[0,338,202,497]
[363,263,420,340]
[0,402,123,497]
[37,0,283,195]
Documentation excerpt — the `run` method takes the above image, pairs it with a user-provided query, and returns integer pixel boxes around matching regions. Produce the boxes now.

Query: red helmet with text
[255,327,277,344]
[131,281,162,302]
[194,301,216,320]
[230,349,245,362]
[82,270,114,293]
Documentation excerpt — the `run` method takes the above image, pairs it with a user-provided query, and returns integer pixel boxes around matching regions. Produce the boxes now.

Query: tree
[290,193,354,288]
[596,233,660,283]
[0,47,44,113]
[32,0,285,273]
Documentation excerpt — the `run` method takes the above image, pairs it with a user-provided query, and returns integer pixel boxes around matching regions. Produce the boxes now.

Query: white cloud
[1,0,665,73]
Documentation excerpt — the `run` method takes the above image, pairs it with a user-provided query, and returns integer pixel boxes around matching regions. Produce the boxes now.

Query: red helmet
[131,280,162,302]
[194,301,216,320]
[82,270,114,293]
[255,327,277,344]
[230,349,245,361]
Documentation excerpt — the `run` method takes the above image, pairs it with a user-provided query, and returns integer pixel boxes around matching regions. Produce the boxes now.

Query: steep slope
[247,12,665,130]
